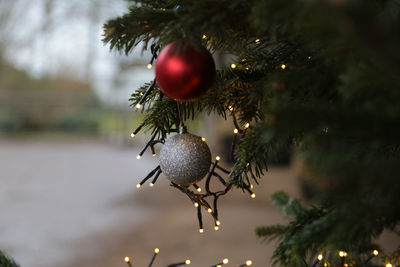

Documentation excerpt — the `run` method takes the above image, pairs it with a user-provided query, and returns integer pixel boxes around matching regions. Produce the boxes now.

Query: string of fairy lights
[308,249,396,267]
[127,36,397,267]
[122,248,393,266]
[130,40,256,233]
[123,248,252,267]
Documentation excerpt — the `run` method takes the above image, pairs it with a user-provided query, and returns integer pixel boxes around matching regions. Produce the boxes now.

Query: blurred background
[0,0,151,138]
[1,1,396,267]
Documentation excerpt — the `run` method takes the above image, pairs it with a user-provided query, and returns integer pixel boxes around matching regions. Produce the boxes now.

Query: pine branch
[0,251,19,267]
[105,0,400,265]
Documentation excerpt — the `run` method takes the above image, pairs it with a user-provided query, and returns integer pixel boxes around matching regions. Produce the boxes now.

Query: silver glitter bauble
[159,126,211,186]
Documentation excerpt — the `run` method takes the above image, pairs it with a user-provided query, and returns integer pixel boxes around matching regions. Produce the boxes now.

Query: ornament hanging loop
[176,101,185,130]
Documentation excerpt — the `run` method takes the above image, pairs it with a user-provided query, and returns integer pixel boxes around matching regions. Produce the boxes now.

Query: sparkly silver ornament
[159,125,211,186]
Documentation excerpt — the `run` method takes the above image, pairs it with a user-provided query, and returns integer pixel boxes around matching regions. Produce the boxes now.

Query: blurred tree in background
[0,0,145,136]
[0,59,99,133]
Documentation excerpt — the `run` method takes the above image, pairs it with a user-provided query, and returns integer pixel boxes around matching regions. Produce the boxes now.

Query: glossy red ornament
[155,40,216,101]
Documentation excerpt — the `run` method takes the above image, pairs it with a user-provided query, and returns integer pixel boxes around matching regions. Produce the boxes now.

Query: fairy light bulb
[136,155,141,159]
[201,137,206,141]
[373,250,379,256]
[255,38,261,44]
[216,156,221,161]
[318,254,323,261]
[202,34,207,39]
[280,64,286,70]
[250,184,254,189]
[185,259,191,265]
[386,264,392,267]
[207,208,212,213]
[124,257,130,263]
[234,129,239,134]
[244,122,250,128]
[154,248,160,253]
[196,187,202,192]
[147,63,152,69]
[135,103,142,109]
[136,184,141,188]
[231,63,237,69]
[199,228,204,233]
[216,220,221,226]
[251,193,256,199]
[339,251,345,257]
[130,133,135,138]
[223,258,229,264]
[228,105,234,111]
[214,226,219,231]
[194,202,199,207]
[246,260,253,266]
[149,183,154,187]
[152,153,156,156]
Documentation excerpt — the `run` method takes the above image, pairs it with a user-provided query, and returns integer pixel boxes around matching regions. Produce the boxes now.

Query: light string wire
[130,42,256,231]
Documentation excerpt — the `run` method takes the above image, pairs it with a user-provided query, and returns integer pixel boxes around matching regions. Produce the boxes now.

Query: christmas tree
[103,0,400,266]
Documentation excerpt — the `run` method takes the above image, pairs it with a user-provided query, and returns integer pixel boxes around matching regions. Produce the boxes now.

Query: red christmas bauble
[155,40,216,101]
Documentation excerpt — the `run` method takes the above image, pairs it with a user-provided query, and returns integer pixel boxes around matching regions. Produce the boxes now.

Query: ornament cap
[179,124,188,134]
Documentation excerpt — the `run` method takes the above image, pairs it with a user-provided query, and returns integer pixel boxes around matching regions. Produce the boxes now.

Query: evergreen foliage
[0,251,19,267]
[104,0,400,265]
